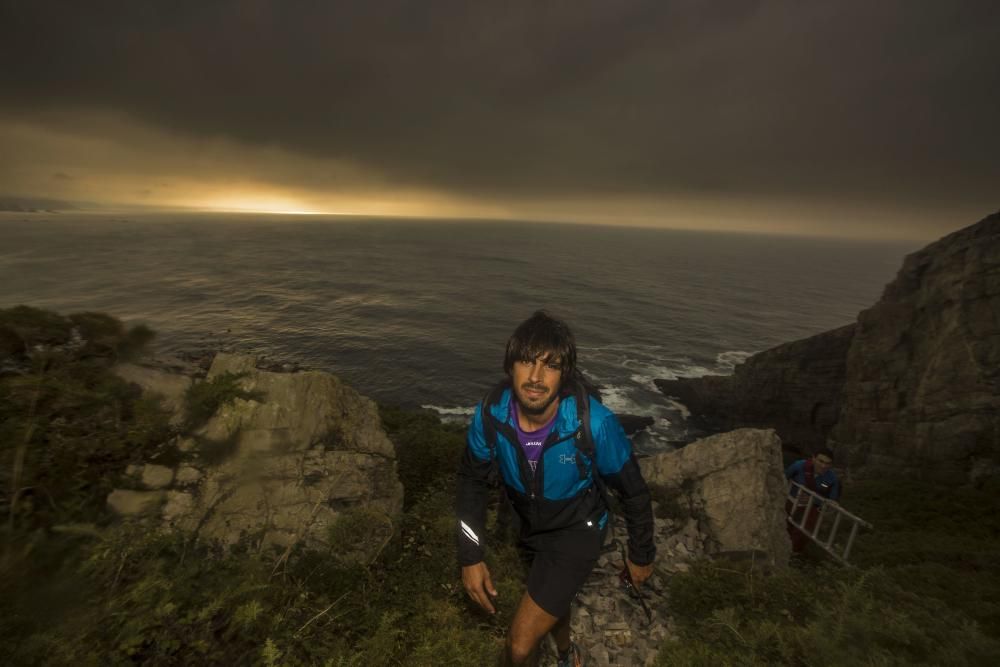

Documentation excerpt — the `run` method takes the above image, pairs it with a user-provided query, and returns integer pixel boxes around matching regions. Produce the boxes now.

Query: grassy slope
[655,480,1000,666]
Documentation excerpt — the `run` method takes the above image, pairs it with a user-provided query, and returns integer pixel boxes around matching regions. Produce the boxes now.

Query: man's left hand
[626,558,653,588]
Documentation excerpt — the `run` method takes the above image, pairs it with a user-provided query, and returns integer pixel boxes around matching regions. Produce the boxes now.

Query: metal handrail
[787,480,873,565]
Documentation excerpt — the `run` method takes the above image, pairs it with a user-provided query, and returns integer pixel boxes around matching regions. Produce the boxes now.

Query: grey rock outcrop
[114,359,194,426]
[107,353,404,559]
[657,211,1000,484]
[830,212,1000,483]
[641,428,791,566]
[140,464,174,489]
[107,489,164,516]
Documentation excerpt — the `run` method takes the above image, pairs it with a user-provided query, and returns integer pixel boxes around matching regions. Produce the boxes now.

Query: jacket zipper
[490,410,582,500]
[532,427,581,499]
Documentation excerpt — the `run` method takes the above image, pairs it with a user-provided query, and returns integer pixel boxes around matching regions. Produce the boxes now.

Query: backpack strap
[572,381,596,481]
[804,458,817,493]
[479,380,510,484]
[571,381,615,548]
[571,382,611,500]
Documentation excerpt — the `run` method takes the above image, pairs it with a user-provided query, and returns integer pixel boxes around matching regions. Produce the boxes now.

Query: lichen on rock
[106,352,404,560]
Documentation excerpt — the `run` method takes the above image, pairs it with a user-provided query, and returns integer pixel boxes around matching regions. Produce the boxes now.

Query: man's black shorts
[518,520,607,618]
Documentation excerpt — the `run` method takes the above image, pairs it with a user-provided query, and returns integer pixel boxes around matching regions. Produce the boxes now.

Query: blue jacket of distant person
[456,384,656,568]
[785,459,841,502]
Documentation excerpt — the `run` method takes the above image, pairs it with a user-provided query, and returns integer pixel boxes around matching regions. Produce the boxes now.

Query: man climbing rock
[456,311,656,666]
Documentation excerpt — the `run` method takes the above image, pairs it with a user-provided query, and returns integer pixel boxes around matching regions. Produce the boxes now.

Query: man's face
[511,352,563,415]
[813,454,833,474]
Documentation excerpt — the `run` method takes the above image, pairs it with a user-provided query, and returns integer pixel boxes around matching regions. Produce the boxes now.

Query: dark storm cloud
[2,0,998,206]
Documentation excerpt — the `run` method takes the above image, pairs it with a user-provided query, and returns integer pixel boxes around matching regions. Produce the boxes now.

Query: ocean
[0,213,919,451]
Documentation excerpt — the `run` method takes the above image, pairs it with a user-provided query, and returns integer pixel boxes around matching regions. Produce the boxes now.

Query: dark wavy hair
[503,310,597,396]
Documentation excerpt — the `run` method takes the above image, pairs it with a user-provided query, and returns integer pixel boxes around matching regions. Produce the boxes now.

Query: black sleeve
[595,414,656,566]
[603,454,657,565]
[455,404,493,566]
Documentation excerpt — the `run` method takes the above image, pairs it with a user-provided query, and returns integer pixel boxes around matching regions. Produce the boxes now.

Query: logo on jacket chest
[558,453,576,465]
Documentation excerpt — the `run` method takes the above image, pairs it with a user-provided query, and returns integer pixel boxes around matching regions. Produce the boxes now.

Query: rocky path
[538,509,710,666]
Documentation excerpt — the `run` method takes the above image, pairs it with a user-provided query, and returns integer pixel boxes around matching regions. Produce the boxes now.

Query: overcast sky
[1,0,998,239]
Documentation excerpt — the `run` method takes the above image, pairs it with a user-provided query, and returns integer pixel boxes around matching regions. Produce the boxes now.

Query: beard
[516,382,560,415]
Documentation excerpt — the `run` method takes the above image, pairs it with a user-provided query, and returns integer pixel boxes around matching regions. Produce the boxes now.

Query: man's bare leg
[550,612,571,655]
[503,592,560,666]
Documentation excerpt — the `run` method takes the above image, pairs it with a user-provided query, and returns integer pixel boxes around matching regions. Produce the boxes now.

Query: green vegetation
[3,306,998,665]
[0,306,169,529]
[0,401,522,664]
[655,480,1000,666]
[378,406,467,510]
[182,371,264,431]
[1,311,522,665]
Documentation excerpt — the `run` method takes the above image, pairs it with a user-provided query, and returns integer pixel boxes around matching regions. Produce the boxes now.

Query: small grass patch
[182,372,264,431]
[379,405,467,510]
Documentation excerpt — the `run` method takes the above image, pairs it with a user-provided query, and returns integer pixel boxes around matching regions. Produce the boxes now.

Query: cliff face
[655,324,854,456]
[830,212,1000,483]
[658,210,1000,484]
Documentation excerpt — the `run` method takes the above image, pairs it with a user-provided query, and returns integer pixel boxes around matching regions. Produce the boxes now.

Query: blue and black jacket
[785,459,841,502]
[456,384,656,567]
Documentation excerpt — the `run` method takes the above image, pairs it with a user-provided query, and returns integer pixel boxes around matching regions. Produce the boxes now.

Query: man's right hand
[461,561,498,614]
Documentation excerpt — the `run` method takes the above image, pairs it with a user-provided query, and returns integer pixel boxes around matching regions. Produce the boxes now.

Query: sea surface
[0,213,920,451]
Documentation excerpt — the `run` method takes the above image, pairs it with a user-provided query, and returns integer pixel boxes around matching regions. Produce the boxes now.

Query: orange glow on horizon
[195,193,332,215]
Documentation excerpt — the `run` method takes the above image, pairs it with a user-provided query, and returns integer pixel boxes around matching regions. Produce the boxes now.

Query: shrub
[0,307,155,364]
[379,406,467,509]
[1,352,170,528]
[0,305,73,353]
[182,372,264,431]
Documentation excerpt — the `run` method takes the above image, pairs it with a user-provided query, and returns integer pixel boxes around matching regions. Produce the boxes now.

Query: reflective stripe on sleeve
[460,521,480,546]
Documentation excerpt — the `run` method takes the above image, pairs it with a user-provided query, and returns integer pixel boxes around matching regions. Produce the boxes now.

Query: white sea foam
[422,404,475,423]
[716,350,753,370]
[663,398,690,420]
[599,385,644,415]
[422,404,474,416]
[633,360,718,381]
[624,361,683,388]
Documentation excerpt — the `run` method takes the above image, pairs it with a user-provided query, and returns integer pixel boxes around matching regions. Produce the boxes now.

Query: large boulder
[830,211,1000,484]
[109,353,403,558]
[640,428,791,567]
